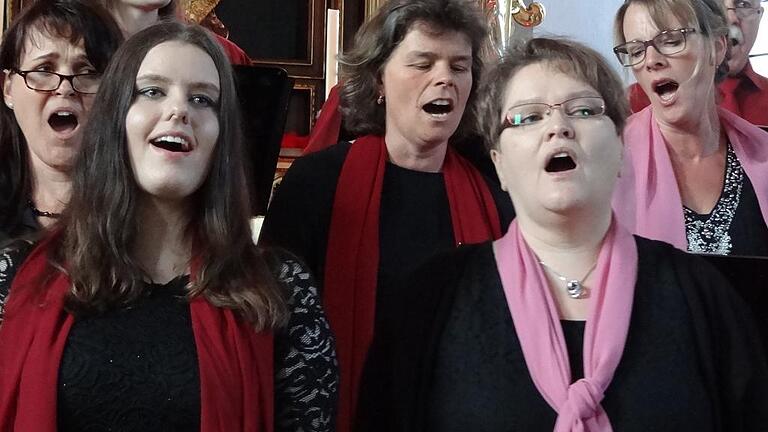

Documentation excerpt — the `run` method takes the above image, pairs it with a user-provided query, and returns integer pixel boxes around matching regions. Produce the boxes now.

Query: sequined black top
[684,143,768,256]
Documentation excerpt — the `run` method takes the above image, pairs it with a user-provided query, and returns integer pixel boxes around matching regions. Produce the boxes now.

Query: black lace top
[0,243,338,431]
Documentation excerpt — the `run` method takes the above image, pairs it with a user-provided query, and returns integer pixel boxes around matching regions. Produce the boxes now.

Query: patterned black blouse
[684,143,768,256]
[0,243,338,431]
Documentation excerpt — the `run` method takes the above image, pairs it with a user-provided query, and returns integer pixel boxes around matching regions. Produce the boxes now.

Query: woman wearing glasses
[356,38,768,431]
[0,0,122,243]
[612,0,768,255]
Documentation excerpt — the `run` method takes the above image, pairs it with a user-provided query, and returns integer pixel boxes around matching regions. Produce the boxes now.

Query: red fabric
[0,235,274,431]
[627,63,768,127]
[323,135,502,432]
[304,83,343,155]
[214,33,251,65]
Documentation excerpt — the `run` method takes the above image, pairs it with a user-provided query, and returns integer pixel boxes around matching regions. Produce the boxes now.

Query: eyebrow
[135,73,220,94]
[504,91,602,109]
[405,51,472,63]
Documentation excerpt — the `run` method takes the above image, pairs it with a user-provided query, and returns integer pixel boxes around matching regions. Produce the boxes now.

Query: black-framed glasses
[726,1,763,19]
[9,69,101,94]
[613,28,696,67]
[500,96,606,132]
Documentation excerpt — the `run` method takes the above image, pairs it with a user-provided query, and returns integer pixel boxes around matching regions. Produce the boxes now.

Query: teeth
[553,152,569,158]
[431,99,450,106]
[153,135,190,151]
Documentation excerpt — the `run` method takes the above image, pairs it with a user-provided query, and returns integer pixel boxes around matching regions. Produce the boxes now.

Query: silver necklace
[538,260,597,299]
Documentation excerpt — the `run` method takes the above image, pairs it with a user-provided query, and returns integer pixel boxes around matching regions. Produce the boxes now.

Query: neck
[30,163,71,227]
[384,133,448,173]
[658,105,723,161]
[516,207,612,278]
[110,4,161,38]
[132,196,191,284]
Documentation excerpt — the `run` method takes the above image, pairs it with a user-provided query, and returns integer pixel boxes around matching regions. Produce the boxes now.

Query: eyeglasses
[9,69,101,94]
[726,1,763,19]
[500,96,606,132]
[613,28,696,67]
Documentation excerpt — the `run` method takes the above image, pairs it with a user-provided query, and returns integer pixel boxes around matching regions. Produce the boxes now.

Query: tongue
[656,83,678,101]
[48,114,78,133]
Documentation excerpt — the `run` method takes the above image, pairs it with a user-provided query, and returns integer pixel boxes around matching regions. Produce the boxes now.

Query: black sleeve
[658,240,768,430]
[0,240,34,324]
[258,143,349,289]
[273,257,339,432]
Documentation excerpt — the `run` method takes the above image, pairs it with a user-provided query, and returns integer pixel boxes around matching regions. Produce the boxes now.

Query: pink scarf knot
[495,217,638,432]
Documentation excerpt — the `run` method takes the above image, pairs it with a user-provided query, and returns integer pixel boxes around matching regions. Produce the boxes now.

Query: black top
[684,143,768,256]
[0,244,339,431]
[357,237,768,431]
[260,141,515,296]
[0,206,38,246]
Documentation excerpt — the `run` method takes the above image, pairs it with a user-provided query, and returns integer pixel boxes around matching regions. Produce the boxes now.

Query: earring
[5,102,12,110]
[376,95,385,105]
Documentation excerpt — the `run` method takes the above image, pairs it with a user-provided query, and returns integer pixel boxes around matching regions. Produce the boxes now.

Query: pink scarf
[494,218,638,431]
[612,106,768,250]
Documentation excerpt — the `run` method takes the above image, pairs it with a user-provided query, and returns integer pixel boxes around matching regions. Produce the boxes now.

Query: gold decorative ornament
[483,0,545,57]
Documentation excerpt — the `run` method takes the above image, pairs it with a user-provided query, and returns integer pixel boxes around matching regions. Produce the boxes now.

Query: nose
[545,109,575,140]
[643,45,668,70]
[55,76,76,97]
[434,62,456,87]
[166,95,189,124]
[725,7,740,24]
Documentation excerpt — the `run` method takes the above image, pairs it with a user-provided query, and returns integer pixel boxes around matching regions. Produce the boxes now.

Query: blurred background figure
[612,0,768,255]
[260,0,514,429]
[0,0,122,243]
[99,0,250,63]
[627,0,767,129]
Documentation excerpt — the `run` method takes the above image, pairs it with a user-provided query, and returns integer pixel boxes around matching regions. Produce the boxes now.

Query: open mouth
[48,111,78,133]
[422,99,453,117]
[545,152,577,173]
[729,25,743,47]
[150,135,191,153]
[653,79,679,102]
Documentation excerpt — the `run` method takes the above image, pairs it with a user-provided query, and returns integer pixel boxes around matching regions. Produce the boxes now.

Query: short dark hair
[0,0,123,236]
[338,0,487,139]
[476,38,630,151]
[58,21,288,329]
[613,0,730,82]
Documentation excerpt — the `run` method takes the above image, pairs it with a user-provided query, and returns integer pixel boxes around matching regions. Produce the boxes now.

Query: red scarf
[324,135,502,431]
[0,236,274,431]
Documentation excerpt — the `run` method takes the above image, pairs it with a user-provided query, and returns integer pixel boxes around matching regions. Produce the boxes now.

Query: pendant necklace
[538,260,597,299]
[28,200,61,219]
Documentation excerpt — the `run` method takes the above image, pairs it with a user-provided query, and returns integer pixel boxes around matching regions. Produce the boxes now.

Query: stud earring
[376,95,385,105]
[5,102,12,110]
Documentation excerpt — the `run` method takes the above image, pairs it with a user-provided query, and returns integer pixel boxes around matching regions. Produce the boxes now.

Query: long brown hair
[57,21,289,330]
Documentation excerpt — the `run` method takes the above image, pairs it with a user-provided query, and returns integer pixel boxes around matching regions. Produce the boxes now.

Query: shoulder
[212,33,251,65]
[290,141,352,176]
[263,248,320,306]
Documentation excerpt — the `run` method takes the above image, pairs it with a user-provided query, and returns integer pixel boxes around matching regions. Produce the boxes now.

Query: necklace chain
[538,260,597,299]
[27,200,61,219]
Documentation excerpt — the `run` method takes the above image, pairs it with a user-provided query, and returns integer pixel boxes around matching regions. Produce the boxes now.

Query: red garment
[304,83,343,155]
[214,33,251,65]
[627,62,768,128]
[323,135,502,432]
[0,236,274,431]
